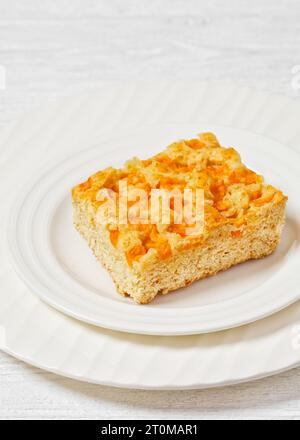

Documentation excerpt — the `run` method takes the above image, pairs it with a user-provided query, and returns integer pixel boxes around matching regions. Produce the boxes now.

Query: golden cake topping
[72,132,287,265]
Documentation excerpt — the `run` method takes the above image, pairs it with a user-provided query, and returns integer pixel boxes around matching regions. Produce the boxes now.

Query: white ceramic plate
[1,81,300,389]
[7,121,300,335]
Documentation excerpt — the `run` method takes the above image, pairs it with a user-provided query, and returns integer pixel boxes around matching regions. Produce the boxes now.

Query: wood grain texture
[1,0,300,420]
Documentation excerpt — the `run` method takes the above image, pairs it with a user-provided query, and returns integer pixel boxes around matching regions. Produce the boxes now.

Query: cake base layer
[73,198,286,304]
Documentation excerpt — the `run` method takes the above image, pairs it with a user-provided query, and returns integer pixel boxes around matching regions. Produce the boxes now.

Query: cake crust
[72,132,287,304]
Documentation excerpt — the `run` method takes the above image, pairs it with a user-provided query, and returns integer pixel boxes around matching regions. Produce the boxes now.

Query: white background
[1,0,300,420]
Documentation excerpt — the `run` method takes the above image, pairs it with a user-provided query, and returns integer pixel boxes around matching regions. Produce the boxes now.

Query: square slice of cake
[72,132,287,304]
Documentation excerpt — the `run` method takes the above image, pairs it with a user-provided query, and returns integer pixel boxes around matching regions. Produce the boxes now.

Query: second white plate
[7,122,300,335]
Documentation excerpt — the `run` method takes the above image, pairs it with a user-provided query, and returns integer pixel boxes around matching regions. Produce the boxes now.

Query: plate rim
[6,121,300,335]
[1,344,300,390]
[2,81,300,390]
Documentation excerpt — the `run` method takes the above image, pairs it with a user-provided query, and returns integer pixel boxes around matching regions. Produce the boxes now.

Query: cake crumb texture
[72,132,287,304]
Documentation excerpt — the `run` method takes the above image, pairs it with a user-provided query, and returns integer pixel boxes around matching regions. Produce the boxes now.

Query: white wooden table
[1,0,300,420]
